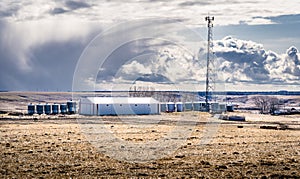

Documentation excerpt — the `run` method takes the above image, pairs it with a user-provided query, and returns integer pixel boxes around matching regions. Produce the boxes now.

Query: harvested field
[1,92,300,178]
[1,112,300,178]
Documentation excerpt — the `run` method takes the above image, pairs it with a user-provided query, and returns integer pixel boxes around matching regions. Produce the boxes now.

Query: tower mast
[205,16,214,112]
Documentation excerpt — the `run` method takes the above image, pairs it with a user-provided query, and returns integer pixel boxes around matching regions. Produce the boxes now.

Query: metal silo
[176,102,183,112]
[67,100,76,114]
[167,102,175,112]
[160,103,167,112]
[36,104,44,115]
[226,104,234,112]
[193,102,201,111]
[211,102,219,113]
[60,104,67,114]
[44,103,51,115]
[184,102,193,111]
[52,104,59,114]
[27,103,35,115]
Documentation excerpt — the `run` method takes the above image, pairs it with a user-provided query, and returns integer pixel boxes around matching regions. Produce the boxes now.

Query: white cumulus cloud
[111,36,300,91]
[115,45,206,84]
[214,36,300,85]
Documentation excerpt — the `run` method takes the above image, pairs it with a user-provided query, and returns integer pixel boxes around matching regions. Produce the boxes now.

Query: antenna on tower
[205,16,215,112]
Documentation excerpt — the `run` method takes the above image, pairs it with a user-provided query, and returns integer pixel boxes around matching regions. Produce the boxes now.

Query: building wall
[98,103,159,115]
[79,98,160,116]
[80,103,97,115]
[79,98,97,115]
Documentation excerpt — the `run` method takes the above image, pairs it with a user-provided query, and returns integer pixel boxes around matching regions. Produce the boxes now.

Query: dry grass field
[1,92,300,178]
[1,113,300,178]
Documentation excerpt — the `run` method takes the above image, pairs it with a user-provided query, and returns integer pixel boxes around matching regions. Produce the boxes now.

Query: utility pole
[205,16,214,112]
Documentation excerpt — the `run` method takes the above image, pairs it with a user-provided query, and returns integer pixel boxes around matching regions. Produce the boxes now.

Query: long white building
[79,97,160,116]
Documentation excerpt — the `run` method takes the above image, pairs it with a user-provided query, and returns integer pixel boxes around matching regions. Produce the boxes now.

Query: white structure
[79,97,160,116]
[211,102,227,113]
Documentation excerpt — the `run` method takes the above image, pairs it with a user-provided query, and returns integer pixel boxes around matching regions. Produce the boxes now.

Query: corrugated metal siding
[80,97,160,116]
[87,97,159,104]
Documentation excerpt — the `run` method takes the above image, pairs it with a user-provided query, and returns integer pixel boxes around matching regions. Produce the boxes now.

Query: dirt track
[1,112,300,178]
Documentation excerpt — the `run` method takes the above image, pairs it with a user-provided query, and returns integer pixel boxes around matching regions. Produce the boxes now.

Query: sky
[0,0,299,91]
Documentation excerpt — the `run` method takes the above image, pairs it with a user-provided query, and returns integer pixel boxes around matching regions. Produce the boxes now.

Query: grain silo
[52,104,59,114]
[184,102,193,111]
[36,104,44,115]
[79,97,160,116]
[176,102,183,112]
[211,103,226,113]
[67,100,76,114]
[160,103,168,112]
[193,101,206,111]
[226,104,234,112]
[44,103,51,115]
[27,103,35,115]
[167,102,175,112]
[60,104,67,114]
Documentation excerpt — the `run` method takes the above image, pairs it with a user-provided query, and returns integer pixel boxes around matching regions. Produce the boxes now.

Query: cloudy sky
[0,0,299,91]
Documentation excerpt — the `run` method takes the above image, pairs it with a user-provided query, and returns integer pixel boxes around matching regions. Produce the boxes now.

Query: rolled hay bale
[228,115,245,121]
[260,126,278,130]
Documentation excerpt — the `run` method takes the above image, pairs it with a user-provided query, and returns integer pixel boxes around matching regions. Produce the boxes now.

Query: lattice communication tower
[205,16,215,112]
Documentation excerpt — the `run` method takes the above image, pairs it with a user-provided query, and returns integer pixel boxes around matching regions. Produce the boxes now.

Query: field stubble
[1,112,300,178]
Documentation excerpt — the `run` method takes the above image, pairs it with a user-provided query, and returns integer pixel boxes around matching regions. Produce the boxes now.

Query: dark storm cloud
[135,74,173,84]
[0,6,19,18]
[178,0,256,7]
[178,1,211,7]
[0,20,99,91]
[28,40,86,91]
[0,39,86,91]
[96,39,156,83]
[49,1,92,15]
[49,7,69,15]
[65,0,91,10]
[96,37,182,84]
[0,27,23,89]
[140,0,169,3]
[263,14,300,24]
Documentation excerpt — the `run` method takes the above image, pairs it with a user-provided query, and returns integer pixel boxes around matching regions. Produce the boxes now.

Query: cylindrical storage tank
[27,103,35,115]
[36,104,44,115]
[160,103,167,112]
[228,115,245,121]
[176,102,183,112]
[60,104,67,114]
[219,104,226,113]
[184,102,193,111]
[52,104,59,114]
[200,102,207,111]
[67,100,76,114]
[211,103,219,113]
[44,104,51,115]
[226,105,234,112]
[167,102,175,112]
[193,102,201,111]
